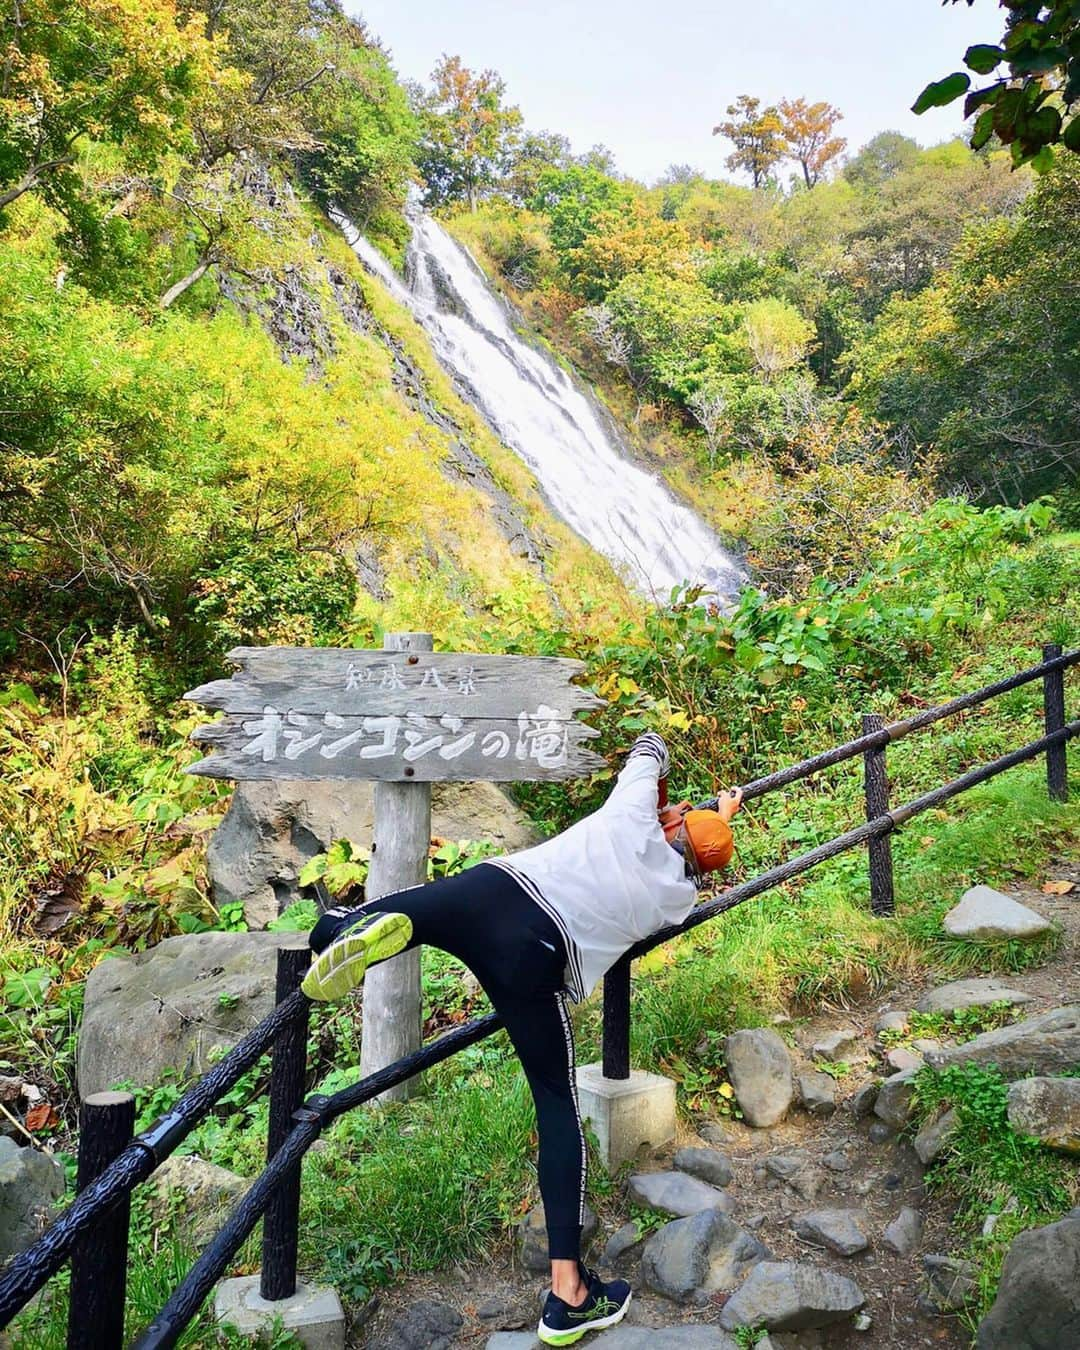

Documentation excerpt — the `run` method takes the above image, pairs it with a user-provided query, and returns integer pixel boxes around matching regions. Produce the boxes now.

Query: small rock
[797,1071,836,1117]
[874,1011,910,1036]
[885,1047,924,1075]
[811,1029,860,1062]
[981,1197,1018,1238]
[764,1152,823,1201]
[916,977,1034,1015]
[822,1151,851,1173]
[673,1146,734,1188]
[697,1122,732,1147]
[718,1261,866,1332]
[975,1210,1080,1347]
[744,1212,768,1230]
[641,1209,770,1303]
[725,1029,794,1128]
[0,1137,66,1262]
[519,1203,598,1271]
[601,1222,643,1268]
[867,1122,894,1144]
[943,886,1052,942]
[881,1172,903,1191]
[921,1254,977,1314]
[791,1209,870,1256]
[911,1039,943,1057]
[850,1081,879,1118]
[853,1311,872,1332]
[1006,1076,1080,1154]
[476,1297,514,1321]
[914,1109,958,1166]
[881,1207,924,1256]
[873,1072,917,1128]
[0,1077,22,1105]
[628,1171,733,1218]
[381,1300,463,1350]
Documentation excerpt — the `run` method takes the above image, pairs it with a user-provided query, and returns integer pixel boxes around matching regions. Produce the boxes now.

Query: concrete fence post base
[214,1274,345,1350]
[575,1063,677,1170]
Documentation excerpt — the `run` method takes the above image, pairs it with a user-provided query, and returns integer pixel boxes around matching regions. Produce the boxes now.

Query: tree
[846,158,1080,504]
[529,165,633,257]
[742,297,814,379]
[415,54,522,209]
[0,0,214,217]
[843,131,920,190]
[916,0,1080,168]
[712,95,787,188]
[778,98,846,187]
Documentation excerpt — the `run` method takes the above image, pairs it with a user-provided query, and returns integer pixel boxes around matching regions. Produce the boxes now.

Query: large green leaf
[964,44,1005,75]
[1064,113,1080,153]
[971,107,997,151]
[912,72,971,115]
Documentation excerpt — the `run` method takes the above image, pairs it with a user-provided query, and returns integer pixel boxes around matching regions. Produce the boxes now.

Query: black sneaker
[537,1265,631,1345]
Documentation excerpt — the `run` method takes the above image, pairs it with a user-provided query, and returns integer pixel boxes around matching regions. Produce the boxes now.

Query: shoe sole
[537,1293,631,1346]
[301,912,413,1002]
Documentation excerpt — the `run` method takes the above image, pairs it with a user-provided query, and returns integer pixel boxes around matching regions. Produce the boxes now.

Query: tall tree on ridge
[713,95,787,188]
[416,54,522,210]
[779,98,846,187]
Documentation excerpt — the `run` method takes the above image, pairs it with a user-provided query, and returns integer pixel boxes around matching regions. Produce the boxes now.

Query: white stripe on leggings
[554,989,588,1226]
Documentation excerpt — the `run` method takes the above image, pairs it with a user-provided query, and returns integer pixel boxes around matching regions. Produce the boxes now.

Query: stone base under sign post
[576,1063,676,1170]
[214,1275,345,1350]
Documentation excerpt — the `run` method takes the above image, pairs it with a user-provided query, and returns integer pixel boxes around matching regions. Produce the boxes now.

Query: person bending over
[303,732,742,1346]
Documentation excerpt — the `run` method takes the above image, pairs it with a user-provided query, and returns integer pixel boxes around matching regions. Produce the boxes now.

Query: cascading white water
[337,211,743,602]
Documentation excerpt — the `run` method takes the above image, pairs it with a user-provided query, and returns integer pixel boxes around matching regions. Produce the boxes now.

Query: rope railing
[0,643,1074,1349]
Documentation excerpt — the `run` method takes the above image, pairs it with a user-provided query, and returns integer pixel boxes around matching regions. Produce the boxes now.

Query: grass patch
[910,1063,1080,1328]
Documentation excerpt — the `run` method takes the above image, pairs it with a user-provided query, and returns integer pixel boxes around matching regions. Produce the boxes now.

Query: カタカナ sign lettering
[184,647,605,782]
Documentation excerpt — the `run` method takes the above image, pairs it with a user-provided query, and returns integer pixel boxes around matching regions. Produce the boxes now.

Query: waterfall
[337,211,743,603]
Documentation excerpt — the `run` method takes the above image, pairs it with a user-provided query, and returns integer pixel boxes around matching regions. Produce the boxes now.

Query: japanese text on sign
[239,704,570,770]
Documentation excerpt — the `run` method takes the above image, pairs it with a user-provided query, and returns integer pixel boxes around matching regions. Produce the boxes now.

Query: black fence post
[1043,643,1069,802]
[67,1090,136,1350]
[601,956,631,1080]
[862,713,895,916]
[260,945,311,1303]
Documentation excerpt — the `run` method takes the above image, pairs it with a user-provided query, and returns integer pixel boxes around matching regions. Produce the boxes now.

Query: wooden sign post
[185,635,604,1101]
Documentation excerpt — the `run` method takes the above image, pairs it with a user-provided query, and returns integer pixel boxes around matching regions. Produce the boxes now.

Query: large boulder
[1007,1077,1080,1154]
[725,1029,793,1128]
[0,1137,66,1261]
[209,779,540,927]
[148,1154,250,1246]
[641,1210,769,1303]
[976,1212,1080,1348]
[926,1006,1080,1081]
[943,886,1051,943]
[915,978,1033,1015]
[78,931,307,1097]
[718,1261,865,1333]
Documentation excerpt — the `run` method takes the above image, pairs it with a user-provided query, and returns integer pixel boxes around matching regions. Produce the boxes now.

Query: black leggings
[308,863,586,1262]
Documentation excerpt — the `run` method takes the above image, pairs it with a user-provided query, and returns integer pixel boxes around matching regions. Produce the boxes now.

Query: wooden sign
[183,646,606,782]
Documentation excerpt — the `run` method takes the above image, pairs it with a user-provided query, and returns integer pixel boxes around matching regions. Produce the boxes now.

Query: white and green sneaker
[537,1267,631,1346]
[301,911,413,1002]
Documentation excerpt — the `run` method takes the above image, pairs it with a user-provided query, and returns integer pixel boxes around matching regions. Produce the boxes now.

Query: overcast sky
[350,0,992,184]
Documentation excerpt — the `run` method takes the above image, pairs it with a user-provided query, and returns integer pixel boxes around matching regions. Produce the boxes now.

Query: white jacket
[489,734,696,1001]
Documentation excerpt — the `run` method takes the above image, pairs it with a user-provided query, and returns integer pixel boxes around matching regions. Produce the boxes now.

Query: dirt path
[352,854,1080,1350]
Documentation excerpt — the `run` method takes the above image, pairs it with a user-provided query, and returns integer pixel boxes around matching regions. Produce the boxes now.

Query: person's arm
[604,732,671,820]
